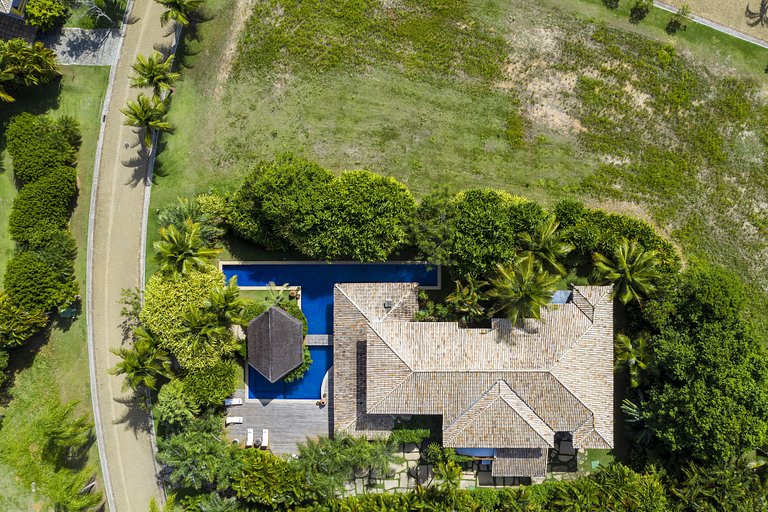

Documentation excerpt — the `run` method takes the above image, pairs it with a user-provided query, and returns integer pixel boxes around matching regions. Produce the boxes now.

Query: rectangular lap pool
[223,262,439,335]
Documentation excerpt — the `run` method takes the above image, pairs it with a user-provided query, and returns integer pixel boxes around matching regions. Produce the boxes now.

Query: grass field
[0,65,109,511]
[148,0,768,314]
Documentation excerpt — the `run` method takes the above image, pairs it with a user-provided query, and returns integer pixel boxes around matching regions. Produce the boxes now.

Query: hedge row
[229,153,416,261]
[227,154,679,278]
[0,113,81,351]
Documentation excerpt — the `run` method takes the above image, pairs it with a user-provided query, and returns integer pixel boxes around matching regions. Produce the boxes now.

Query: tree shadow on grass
[0,77,63,153]
[0,326,53,405]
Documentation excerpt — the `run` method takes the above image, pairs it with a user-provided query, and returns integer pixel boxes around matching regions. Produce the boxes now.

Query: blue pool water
[248,346,333,399]
[223,262,439,335]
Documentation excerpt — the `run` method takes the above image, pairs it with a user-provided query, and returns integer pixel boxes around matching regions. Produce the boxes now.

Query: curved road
[87,0,173,510]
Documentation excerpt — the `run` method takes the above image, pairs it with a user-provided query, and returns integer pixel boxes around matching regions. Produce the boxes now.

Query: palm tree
[149,494,177,512]
[0,40,59,101]
[518,215,574,276]
[153,220,222,276]
[204,276,245,326]
[614,333,651,388]
[154,0,204,27]
[746,0,768,27]
[593,238,661,304]
[487,254,560,325]
[445,274,487,326]
[130,51,180,100]
[120,93,172,147]
[178,306,228,354]
[109,327,172,392]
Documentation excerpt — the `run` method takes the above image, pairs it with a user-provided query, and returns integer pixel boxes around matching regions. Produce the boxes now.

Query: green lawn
[0,65,109,510]
[148,0,768,318]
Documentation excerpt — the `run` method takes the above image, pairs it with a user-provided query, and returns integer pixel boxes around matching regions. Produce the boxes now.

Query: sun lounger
[224,397,243,406]
[246,428,254,447]
[260,428,269,449]
[225,416,243,426]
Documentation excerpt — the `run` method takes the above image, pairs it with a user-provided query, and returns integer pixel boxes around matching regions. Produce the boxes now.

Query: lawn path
[88,0,173,510]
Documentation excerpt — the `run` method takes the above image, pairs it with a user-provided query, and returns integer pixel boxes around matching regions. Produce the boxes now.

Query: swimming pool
[247,345,332,400]
[223,262,439,335]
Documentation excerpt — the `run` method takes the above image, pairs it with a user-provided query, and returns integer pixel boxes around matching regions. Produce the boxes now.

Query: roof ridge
[366,371,413,414]
[498,383,554,447]
[443,381,501,444]
[381,284,417,322]
[368,322,413,371]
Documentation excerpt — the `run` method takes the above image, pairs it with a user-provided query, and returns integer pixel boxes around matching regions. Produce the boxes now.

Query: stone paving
[338,444,601,495]
[42,28,120,66]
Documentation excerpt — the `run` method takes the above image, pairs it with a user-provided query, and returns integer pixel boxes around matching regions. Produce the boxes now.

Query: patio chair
[224,397,243,406]
[260,428,269,449]
[225,416,243,426]
[246,428,254,447]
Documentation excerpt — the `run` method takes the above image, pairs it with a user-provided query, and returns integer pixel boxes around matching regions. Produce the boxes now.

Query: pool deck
[224,388,332,455]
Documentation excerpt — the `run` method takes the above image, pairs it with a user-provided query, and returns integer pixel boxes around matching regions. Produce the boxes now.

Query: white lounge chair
[260,428,269,449]
[224,397,243,406]
[246,428,254,447]
[225,416,243,426]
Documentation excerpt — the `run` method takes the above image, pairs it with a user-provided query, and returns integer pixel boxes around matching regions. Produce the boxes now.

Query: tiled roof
[493,448,547,477]
[333,282,614,477]
[0,13,36,42]
[246,306,304,383]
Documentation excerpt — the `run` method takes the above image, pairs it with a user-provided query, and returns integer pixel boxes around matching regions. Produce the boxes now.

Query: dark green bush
[602,0,620,8]
[182,359,238,408]
[229,154,334,250]
[9,167,77,245]
[629,0,653,24]
[5,113,78,185]
[0,291,48,348]
[446,189,522,276]
[297,170,416,261]
[4,251,78,313]
[390,415,440,445]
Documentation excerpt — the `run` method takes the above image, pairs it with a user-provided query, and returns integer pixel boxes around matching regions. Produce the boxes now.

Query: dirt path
[213,0,254,98]
[87,0,174,510]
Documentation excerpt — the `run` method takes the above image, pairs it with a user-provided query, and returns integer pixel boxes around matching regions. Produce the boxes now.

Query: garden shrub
[140,267,225,350]
[5,113,78,185]
[30,230,78,281]
[24,0,68,31]
[182,359,238,408]
[390,415,441,445]
[0,291,48,348]
[282,345,312,383]
[629,0,653,24]
[446,189,521,276]
[9,167,77,245]
[410,188,457,266]
[296,170,416,261]
[234,449,313,508]
[229,154,334,250]
[4,251,78,313]
[156,379,199,427]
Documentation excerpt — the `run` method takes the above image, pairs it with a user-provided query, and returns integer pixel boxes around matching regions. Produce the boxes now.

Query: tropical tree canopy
[130,50,180,100]
[0,39,59,102]
[154,0,204,27]
[153,220,221,276]
[487,254,559,325]
[109,326,172,392]
[593,238,661,304]
[518,215,573,276]
[120,93,172,146]
[614,333,651,388]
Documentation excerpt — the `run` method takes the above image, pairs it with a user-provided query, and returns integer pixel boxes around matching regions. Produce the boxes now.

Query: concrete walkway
[87,0,174,510]
[42,28,121,65]
[655,1,768,49]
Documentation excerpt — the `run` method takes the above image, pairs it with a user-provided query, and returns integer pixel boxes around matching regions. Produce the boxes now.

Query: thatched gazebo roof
[247,306,303,383]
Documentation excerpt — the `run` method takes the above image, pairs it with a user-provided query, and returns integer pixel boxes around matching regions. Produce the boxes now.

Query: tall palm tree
[204,276,245,326]
[518,215,574,276]
[614,333,651,388]
[109,327,172,392]
[120,93,172,147]
[487,254,560,325]
[593,238,661,304]
[178,306,229,354]
[130,51,180,100]
[153,220,222,276]
[154,0,204,27]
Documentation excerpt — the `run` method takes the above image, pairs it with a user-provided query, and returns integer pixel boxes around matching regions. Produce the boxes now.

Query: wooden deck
[224,388,331,454]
